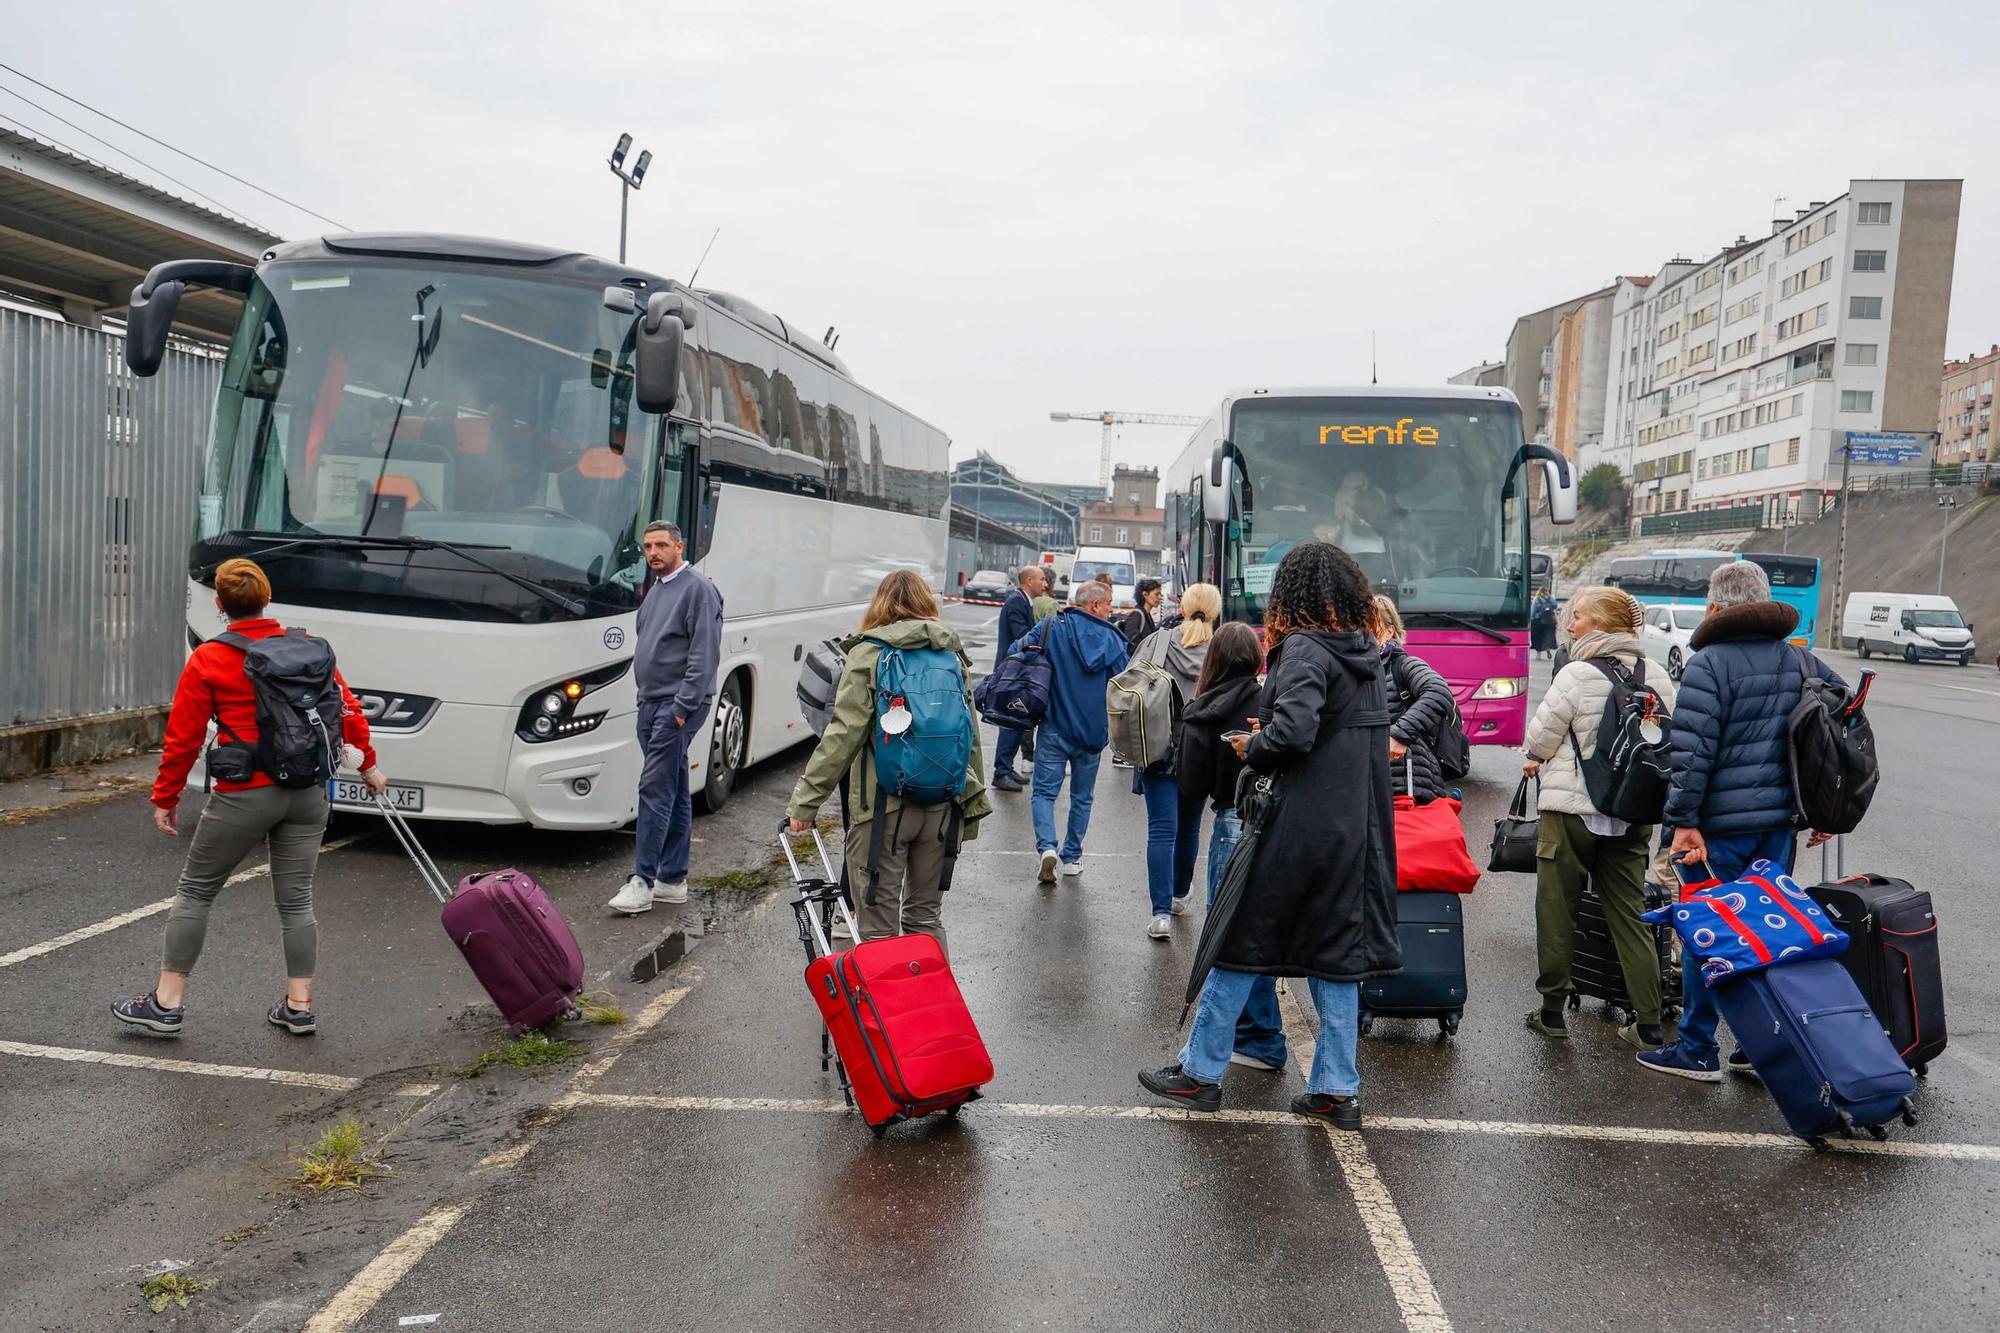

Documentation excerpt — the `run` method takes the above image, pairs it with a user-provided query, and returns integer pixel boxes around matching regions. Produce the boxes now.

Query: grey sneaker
[1146,914,1171,940]
[652,879,689,904]
[112,992,183,1037]
[1060,860,1084,877]
[608,875,653,915]
[1169,895,1193,917]
[1229,1051,1285,1072]
[268,1000,317,1036]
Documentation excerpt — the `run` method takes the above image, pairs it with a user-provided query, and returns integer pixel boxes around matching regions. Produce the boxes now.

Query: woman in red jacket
[113,559,386,1038]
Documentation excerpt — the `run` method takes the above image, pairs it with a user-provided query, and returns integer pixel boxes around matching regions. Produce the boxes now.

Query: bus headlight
[541,692,567,714]
[516,659,633,744]
[1473,677,1526,699]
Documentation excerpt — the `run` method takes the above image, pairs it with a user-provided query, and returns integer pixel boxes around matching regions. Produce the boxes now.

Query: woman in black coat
[1375,595,1456,804]
[1141,543,1398,1130]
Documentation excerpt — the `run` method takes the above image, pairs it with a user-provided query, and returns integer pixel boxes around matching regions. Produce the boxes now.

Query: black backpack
[211,630,343,789]
[1788,652,1879,834]
[1388,653,1472,784]
[1566,658,1672,823]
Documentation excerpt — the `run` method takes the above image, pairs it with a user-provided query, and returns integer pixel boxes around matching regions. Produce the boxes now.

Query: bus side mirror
[1543,458,1578,524]
[125,259,254,377]
[635,292,690,415]
[1204,445,1232,524]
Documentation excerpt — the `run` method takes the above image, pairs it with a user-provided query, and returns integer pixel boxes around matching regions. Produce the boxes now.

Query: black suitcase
[1360,891,1466,1038]
[1808,872,1946,1075]
[1567,879,1681,1026]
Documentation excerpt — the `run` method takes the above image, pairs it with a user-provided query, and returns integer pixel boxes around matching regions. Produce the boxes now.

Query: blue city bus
[1605,548,1819,647]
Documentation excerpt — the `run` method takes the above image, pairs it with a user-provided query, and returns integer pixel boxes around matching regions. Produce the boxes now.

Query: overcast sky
[5,2,1995,485]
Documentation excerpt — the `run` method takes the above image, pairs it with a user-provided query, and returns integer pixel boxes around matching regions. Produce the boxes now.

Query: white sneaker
[1060,860,1084,877]
[1146,914,1171,939]
[652,879,689,904]
[831,915,854,941]
[1229,1051,1285,1072]
[608,875,653,915]
[1169,895,1193,917]
[1038,850,1059,884]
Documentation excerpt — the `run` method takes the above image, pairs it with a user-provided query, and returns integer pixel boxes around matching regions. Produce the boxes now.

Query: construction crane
[1049,410,1207,496]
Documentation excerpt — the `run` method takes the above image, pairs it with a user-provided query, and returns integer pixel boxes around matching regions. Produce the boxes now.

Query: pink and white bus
[1164,386,1576,747]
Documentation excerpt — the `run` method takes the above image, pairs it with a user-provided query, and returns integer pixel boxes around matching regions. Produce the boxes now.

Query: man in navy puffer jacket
[1638,560,1842,1082]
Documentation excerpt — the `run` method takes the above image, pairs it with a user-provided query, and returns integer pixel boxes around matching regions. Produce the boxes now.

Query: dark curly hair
[1262,541,1375,647]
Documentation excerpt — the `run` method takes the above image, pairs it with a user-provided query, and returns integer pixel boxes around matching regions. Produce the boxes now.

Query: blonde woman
[1134,582,1223,939]
[786,572,990,952]
[1521,586,1678,1048]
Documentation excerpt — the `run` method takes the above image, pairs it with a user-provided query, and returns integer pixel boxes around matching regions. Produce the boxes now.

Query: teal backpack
[862,639,975,904]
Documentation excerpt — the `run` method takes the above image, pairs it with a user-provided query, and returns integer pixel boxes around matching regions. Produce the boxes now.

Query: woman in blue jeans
[1133,583,1222,941]
[1141,543,1400,1129]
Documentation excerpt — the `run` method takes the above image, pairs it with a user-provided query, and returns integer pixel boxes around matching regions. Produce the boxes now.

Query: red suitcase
[784,827,991,1135]
[378,796,584,1033]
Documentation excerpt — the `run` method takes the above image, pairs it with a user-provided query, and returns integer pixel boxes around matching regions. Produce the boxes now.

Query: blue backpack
[863,639,975,904]
[974,616,1053,731]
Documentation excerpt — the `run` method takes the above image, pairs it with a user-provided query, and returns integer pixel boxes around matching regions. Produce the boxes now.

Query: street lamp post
[607,133,652,264]
[1936,491,1958,595]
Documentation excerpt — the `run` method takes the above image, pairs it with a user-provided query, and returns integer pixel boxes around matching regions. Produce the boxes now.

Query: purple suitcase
[376,797,584,1033]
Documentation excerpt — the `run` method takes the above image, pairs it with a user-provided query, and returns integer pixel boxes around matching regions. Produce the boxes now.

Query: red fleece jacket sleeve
[335,669,378,773]
[153,655,216,808]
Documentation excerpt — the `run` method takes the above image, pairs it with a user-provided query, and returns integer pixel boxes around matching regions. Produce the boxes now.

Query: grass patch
[456,1030,579,1078]
[574,991,627,1025]
[287,1117,381,1194]
[138,1272,214,1313]
[691,867,770,891]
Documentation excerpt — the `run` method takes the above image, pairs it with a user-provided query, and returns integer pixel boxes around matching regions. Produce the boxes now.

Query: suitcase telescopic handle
[374,792,453,904]
[778,820,837,883]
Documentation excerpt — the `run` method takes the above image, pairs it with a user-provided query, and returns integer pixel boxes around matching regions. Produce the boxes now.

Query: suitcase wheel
[1438,1012,1460,1038]
[1915,1062,1930,1079]
[1867,1124,1889,1141]
[1901,1098,1919,1128]
[1358,1011,1376,1038]
[869,1124,888,1139]
[944,1103,963,1119]
[1565,994,1581,1011]
[1807,1135,1832,1153]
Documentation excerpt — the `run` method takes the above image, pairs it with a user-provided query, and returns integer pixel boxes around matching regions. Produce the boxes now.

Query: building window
[1845,343,1878,366]
[1840,389,1874,412]
[1088,525,1103,542]
[1849,295,1883,319]
[1786,438,1801,465]
[1139,528,1153,545]
[1853,250,1887,273]
[1115,527,1129,545]
[1857,202,1892,225]
[1751,444,1770,470]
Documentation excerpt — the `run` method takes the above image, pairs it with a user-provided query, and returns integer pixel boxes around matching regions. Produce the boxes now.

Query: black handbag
[1488,775,1539,873]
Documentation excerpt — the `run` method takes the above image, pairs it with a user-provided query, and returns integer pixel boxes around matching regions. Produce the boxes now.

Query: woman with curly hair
[1140,542,1399,1130]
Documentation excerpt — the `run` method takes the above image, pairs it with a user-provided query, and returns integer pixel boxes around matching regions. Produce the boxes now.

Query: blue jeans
[1206,808,1242,902]
[1181,969,1358,1095]
[1677,826,1799,1061]
[1031,729,1102,862]
[1139,773,1204,914]
[994,725,1025,778]
[1199,807,1282,1062]
[634,700,709,884]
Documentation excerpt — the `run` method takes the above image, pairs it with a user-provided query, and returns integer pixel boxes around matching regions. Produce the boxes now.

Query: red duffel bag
[1393,790,1481,894]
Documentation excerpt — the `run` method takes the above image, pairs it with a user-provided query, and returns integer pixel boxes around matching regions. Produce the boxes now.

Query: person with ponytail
[1131,582,1223,939]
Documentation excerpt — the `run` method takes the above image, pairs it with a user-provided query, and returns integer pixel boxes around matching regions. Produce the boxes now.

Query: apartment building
[1594,179,1960,524]
[1938,345,1999,464]
[1448,360,1505,387]
[1503,285,1617,445]
[1081,464,1167,578]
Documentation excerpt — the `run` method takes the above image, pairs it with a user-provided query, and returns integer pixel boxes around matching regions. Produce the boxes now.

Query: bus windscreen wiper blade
[361,536,588,617]
[198,531,505,573]
[1406,611,1513,645]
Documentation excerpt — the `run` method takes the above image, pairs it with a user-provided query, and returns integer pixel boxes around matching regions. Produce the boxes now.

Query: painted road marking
[0,832,367,969]
[303,981,697,1330]
[1933,681,2000,700]
[0,1038,432,1094]
[300,1203,469,1333]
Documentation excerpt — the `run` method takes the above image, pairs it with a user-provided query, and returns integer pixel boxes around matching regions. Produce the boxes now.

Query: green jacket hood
[858,618,969,654]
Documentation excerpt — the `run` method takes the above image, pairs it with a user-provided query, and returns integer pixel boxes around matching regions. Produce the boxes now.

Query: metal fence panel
[1,308,218,726]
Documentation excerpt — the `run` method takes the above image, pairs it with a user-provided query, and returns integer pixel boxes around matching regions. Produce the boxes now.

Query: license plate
[331,779,422,812]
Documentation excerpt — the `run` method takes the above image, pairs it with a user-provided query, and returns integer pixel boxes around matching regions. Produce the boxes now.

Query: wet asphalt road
[4,605,1999,1330]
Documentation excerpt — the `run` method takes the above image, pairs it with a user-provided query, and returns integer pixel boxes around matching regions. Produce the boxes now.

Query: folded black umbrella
[1181,771,1280,1023]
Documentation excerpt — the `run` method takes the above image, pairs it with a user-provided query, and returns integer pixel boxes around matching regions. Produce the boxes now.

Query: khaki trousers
[844,803,951,955]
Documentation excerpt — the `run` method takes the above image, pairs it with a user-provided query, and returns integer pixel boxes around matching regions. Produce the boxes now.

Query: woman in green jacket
[786,572,990,952]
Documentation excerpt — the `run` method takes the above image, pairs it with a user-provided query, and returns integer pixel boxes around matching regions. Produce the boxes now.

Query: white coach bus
[125,233,949,827]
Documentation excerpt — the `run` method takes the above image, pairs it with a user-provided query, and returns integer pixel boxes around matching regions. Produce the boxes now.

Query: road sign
[1843,431,1926,464]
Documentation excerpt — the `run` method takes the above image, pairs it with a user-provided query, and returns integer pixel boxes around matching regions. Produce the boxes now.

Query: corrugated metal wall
[1,308,219,726]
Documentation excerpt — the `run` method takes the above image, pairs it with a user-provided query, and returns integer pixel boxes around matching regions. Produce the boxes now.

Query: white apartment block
[1595,180,1960,525]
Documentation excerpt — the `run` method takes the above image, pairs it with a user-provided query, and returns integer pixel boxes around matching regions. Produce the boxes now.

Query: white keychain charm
[880,700,913,736]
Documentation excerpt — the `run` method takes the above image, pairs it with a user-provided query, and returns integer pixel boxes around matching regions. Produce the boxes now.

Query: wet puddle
[628,918,710,983]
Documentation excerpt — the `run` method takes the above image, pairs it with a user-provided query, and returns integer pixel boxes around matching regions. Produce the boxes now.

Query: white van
[1071,545,1139,609]
[1841,592,1977,666]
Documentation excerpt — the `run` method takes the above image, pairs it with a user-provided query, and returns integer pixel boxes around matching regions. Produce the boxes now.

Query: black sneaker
[1726,1048,1756,1076]
[111,992,183,1037]
[1138,1063,1221,1112]
[268,1000,317,1036]
[991,771,1025,792]
[1291,1092,1362,1131]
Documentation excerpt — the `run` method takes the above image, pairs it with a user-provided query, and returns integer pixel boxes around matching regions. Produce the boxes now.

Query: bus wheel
[696,675,747,814]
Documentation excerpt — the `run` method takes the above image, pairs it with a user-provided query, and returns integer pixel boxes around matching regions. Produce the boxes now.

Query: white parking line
[1932,682,2000,700]
[0,832,367,970]
[0,1037,435,1094]
[301,1203,469,1333]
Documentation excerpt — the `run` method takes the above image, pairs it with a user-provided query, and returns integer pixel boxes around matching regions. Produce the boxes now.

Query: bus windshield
[1224,396,1529,623]
[192,264,670,621]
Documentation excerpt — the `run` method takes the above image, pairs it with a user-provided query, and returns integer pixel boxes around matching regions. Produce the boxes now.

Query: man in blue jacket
[1639,560,1841,1081]
[1017,579,1130,883]
[991,565,1047,791]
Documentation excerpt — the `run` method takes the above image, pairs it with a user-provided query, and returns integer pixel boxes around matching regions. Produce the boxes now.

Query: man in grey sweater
[610,522,724,914]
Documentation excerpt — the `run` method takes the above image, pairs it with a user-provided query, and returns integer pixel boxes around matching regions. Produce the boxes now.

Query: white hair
[1073,580,1111,608]
[1708,560,1770,610]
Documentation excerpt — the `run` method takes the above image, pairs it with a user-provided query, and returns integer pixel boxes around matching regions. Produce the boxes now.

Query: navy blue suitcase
[1360,891,1467,1038]
[1715,957,1918,1148]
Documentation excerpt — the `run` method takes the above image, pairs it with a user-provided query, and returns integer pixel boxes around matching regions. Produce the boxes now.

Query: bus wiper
[360,535,588,617]
[197,531,505,573]
[1405,611,1513,645]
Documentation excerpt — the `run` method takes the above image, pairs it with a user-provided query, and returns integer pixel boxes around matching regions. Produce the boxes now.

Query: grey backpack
[1107,630,1183,772]
[797,635,853,737]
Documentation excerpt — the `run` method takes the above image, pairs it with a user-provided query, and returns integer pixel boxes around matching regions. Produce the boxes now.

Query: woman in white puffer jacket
[1520,586,1678,1049]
